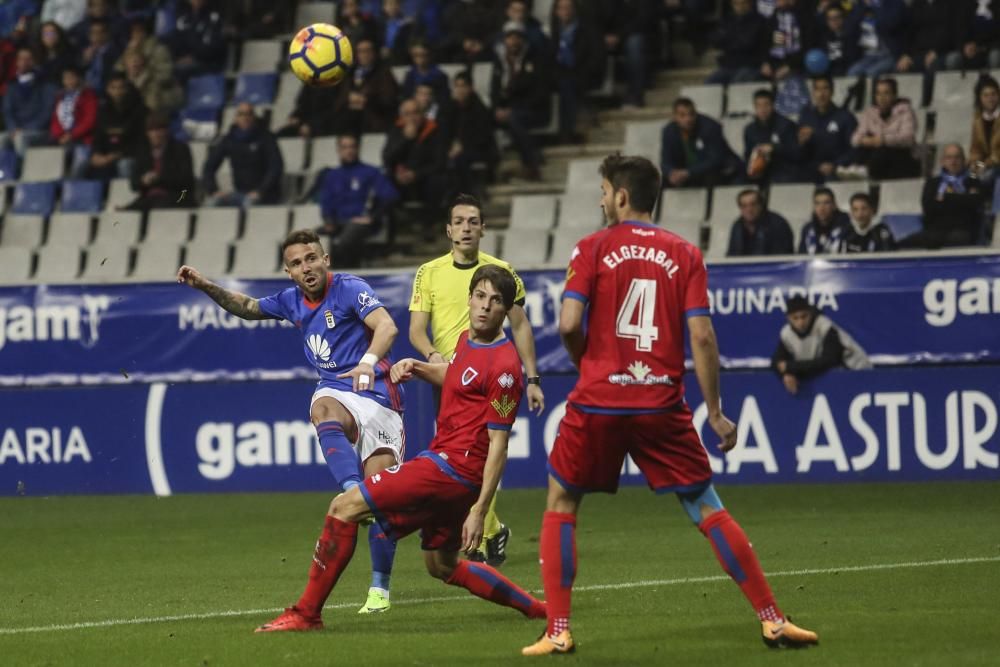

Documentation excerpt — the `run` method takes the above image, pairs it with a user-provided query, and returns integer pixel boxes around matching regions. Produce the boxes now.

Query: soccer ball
[288,23,353,87]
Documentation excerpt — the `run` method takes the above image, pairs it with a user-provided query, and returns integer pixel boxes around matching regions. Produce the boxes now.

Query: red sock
[446,560,546,618]
[540,511,576,636]
[699,509,782,622]
[296,515,359,618]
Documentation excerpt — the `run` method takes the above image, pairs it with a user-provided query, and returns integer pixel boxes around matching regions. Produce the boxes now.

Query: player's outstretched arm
[558,297,587,370]
[176,265,272,320]
[508,304,545,414]
[688,315,737,452]
[339,308,400,391]
[408,310,445,363]
[462,428,510,554]
[389,358,449,387]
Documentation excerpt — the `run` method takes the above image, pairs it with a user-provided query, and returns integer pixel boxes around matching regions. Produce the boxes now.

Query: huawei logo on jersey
[307,334,332,362]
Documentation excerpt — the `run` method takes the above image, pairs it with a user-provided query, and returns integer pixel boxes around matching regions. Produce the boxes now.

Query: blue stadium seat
[881,214,923,242]
[12,181,58,217]
[232,72,278,105]
[0,148,18,182]
[186,74,226,111]
[60,179,105,213]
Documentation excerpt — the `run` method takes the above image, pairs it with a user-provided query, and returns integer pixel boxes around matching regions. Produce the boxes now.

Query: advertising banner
[2,367,996,497]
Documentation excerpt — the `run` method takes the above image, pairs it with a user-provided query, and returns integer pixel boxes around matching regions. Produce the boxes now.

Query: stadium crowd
[0,0,996,278]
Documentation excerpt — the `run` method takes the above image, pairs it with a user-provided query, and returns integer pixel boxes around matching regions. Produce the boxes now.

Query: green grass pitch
[1,481,998,666]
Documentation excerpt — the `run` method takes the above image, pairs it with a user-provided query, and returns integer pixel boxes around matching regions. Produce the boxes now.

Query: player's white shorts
[310,388,405,464]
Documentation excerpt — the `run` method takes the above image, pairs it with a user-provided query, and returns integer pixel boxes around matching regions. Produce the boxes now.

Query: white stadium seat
[659,188,708,225]
[680,84,724,119]
[509,194,558,231]
[1,214,46,247]
[81,242,132,282]
[145,210,193,244]
[94,210,142,246]
[104,177,134,211]
[132,243,181,282]
[229,238,281,277]
[932,71,972,110]
[726,82,763,116]
[21,146,65,182]
[191,207,241,244]
[767,183,814,226]
[34,243,81,282]
[878,179,924,214]
[183,241,231,275]
[623,120,664,167]
[0,246,33,284]
[501,228,549,267]
[239,39,282,73]
[558,194,603,231]
[311,136,342,171]
[933,108,974,147]
[360,133,387,168]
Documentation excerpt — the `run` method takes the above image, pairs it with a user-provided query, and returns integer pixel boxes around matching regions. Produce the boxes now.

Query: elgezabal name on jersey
[601,244,681,278]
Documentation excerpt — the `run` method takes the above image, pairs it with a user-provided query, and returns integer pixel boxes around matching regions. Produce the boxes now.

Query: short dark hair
[454,71,472,86]
[849,192,874,209]
[469,264,516,310]
[737,188,762,205]
[753,88,775,102]
[813,186,835,202]
[811,74,833,91]
[975,73,999,110]
[282,228,326,255]
[449,193,483,222]
[673,97,695,111]
[875,77,898,97]
[106,71,127,86]
[599,153,661,214]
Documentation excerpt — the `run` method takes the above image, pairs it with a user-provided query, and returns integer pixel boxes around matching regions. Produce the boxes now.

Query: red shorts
[547,403,711,495]
[360,453,479,551]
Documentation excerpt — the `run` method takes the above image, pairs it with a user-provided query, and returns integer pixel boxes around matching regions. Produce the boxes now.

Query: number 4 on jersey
[616,278,659,351]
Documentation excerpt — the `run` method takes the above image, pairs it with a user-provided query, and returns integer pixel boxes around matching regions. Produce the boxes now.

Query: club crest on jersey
[324,309,335,329]
[490,393,517,418]
[461,367,479,386]
[498,372,514,388]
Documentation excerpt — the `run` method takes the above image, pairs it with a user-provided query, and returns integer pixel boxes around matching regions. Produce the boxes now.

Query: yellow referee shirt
[409,252,527,358]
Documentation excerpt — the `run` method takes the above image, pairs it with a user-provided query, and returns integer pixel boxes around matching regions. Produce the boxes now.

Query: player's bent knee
[677,484,724,526]
[329,486,370,523]
[424,551,457,581]
[546,475,581,513]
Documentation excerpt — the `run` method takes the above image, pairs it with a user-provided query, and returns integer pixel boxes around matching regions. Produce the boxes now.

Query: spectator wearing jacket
[661,97,742,188]
[377,0,417,66]
[124,112,195,211]
[202,102,284,207]
[550,0,604,144]
[329,37,400,136]
[122,48,183,114]
[850,77,920,179]
[969,75,1000,185]
[595,0,660,107]
[80,17,120,91]
[490,21,552,180]
[32,20,76,85]
[727,188,795,256]
[798,187,851,254]
[744,88,804,184]
[947,0,1000,70]
[840,192,896,252]
[87,72,146,180]
[896,0,957,79]
[315,134,400,267]
[2,48,56,156]
[115,17,174,89]
[762,0,816,81]
[798,75,857,180]
[846,0,907,78]
[441,71,499,200]
[818,3,859,77]
[50,65,98,178]
[907,143,986,248]
[772,294,872,395]
[383,98,446,218]
[401,39,450,103]
[169,0,226,81]
[707,0,768,84]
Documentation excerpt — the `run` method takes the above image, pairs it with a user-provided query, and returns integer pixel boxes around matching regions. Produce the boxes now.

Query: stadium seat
[295,2,336,28]
[81,242,132,282]
[878,179,924,214]
[502,228,549,266]
[871,73,923,107]
[94,210,142,246]
[661,216,703,248]
[177,106,221,142]
[239,39,283,73]
[272,72,302,126]
[145,209,193,244]
[992,216,1000,248]
[289,204,320,230]
[0,246,33,284]
[440,63,467,83]
[623,120,664,167]
[186,74,226,111]
[931,71,970,110]
[726,82,762,116]
[549,228,585,266]
[34,243,81,282]
[21,146,65,182]
[0,214,45,247]
[767,183,814,225]
[60,179,105,213]
[360,133,388,168]
[219,105,238,134]
[832,76,865,109]
[279,137,308,174]
[880,213,923,242]
[310,136,342,171]
[721,117,746,158]
[659,188,709,225]
[46,213,93,246]
[192,207,241,244]
[229,238,280,277]
[105,178,135,211]
[12,181,58,217]
[390,65,407,86]
[0,185,7,216]
[188,141,210,183]
[0,148,18,182]
[565,158,603,195]
[509,194,557,230]
[680,84,724,119]
[233,72,278,105]
[826,181,870,210]
[933,108,974,146]
[184,240,231,275]
[479,229,501,257]
[471,61,493,106]
[245,205,291,241]
[559,194,603,231]
[131,243,182,282]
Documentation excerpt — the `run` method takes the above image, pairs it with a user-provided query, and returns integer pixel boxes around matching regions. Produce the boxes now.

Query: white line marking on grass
[1,555,997,636]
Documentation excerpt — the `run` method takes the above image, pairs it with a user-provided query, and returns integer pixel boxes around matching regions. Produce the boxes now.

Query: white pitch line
[1,555,996,636]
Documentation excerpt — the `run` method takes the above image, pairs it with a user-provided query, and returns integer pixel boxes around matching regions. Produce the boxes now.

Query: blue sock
[368,522,396,592]
[316,421,362,491]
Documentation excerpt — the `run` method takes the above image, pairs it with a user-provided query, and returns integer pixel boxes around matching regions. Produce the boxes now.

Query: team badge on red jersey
[461,367,479,385]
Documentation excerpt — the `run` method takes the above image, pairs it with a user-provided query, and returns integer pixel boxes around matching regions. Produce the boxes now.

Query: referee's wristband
[426,350,440,361]
[526,376,542,386]
[360,353,379,367]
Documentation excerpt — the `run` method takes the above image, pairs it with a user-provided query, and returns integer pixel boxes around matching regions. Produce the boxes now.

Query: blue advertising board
[0,255,998,387]
[2,367,996,497]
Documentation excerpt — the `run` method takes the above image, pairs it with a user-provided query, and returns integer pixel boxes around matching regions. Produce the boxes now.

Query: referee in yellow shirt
[409,193,545,566]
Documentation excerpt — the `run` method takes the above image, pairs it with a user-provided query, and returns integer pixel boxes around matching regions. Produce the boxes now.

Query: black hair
[849,192,874,209]
[449,193,484,223]
[811,74,833,91]
[673,97,695,111]
[599,153,661,215]
[875,77,898,97]
[753,88,775,102]
[282,228,326,255]
[974,73,1000,111]
[737,188,763,205]
[470,265,516,310]
[813,186,835,202]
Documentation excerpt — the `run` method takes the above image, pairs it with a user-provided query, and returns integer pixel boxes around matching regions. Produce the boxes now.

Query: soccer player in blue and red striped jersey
[255,263,545,632]
[177,229,404,617]
[521,154,819,656]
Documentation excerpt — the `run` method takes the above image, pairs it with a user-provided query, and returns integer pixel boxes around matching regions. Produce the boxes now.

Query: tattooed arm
[176,265,273,320]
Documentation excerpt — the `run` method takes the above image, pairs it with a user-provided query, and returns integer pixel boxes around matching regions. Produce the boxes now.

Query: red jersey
[430,332,523,485]
[562,220,710,412]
